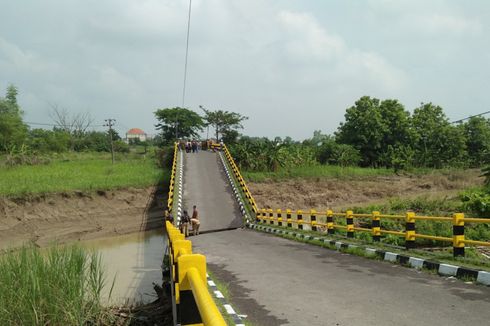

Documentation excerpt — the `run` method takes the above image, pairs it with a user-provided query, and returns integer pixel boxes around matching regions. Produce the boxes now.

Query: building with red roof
[126,128,147,143]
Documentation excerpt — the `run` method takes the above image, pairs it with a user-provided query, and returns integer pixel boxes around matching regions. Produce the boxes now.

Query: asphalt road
[182,150,242,232]
[192,229,490,326]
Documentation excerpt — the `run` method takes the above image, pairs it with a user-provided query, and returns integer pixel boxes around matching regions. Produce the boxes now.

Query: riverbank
[0,186,166,250]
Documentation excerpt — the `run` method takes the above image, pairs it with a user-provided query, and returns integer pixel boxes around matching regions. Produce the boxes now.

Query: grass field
[0,152,166,197]
[0,245,114,325]
[243,165,395,182]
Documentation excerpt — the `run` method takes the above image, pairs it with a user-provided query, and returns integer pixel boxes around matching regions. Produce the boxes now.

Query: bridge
[165,144,490,326]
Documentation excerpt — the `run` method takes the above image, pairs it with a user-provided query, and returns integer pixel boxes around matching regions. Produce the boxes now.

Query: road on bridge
[182,150,490,326]
[182,150,242,232]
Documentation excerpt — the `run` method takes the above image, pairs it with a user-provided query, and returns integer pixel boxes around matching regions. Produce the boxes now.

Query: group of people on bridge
[165,205,200,237]
[178,139,223,153]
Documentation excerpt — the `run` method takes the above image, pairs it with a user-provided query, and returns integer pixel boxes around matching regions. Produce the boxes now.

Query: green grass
[0,245,114,325]
[0,153,166,196]
[243,165,396,182]
[242,165,474,183]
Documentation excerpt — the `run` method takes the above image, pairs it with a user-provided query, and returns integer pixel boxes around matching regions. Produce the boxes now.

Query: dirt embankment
[249,170,483,211]
[0,187,166,250]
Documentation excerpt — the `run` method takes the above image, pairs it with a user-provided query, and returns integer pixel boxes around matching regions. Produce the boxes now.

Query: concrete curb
[207,274,245,326]
[175,151,184,221]
[247,223,490,286]
[218,151,251,224]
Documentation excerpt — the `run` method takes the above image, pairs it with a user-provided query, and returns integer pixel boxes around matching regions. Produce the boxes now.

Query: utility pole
[104,119,116,164]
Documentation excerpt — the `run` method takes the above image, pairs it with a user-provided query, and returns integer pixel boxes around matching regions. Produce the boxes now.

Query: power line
[181,0,192,107]
[452,111,490,124]
[25,121,105,127]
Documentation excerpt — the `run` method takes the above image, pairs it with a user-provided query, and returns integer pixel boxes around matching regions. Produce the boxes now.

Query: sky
[1,0,489,139]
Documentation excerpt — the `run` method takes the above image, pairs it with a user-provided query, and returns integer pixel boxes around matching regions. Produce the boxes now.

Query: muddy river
[82,230,167,305]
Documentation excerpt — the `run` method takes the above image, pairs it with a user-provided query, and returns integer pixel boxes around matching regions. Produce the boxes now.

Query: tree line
[154,96,490,172]
[0,85,138,156]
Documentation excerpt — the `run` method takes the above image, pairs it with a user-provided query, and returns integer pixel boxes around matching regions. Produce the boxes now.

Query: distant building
[126,128,147,143]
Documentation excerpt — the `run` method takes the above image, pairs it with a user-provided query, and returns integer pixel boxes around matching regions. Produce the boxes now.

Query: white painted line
[439,264,458,276]
[409,257,424,269]
[477,271,490,286]
[214,291,225,299]
[224,304,236,315]
[207,280,216,287]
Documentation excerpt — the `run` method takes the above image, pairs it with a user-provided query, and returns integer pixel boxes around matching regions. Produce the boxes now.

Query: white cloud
[0,37,55,73]
[277,11,345,62]
[276,10,407,90]
[95,66,143,99]
[414,13,482,35]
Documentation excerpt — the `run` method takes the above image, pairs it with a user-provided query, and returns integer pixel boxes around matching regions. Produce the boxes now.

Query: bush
[114,140,129,153]
[155,145,174,169]
[316,140,360,166]
[28,129,70,153]
[461,189,490,218]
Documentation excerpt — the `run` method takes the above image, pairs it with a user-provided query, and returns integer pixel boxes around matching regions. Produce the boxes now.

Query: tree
[335,96,386,166]
[50,104,94,136]
[463,116,490,166]
[377,99,414,167]
[336,96,415,168]
[0,84,28,151]
[411,103,466,168]
[200,106,248,141]
[154,107,204,144]
[49,103,94,150]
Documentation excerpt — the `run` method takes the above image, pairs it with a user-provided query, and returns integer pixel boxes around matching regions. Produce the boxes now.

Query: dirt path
[249,170,482,211]
[0,187,165,250]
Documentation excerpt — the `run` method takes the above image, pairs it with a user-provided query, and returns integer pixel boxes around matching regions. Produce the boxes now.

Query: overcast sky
[1,0,489,139]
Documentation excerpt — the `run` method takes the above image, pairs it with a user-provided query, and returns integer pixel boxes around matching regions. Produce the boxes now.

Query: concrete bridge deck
[181,150,490,326]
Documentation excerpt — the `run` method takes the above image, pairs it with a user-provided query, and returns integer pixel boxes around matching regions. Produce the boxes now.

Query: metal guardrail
[222,144,258,215]
[166,221,227,326]
[165,143,227,325]
[256,208,490,257]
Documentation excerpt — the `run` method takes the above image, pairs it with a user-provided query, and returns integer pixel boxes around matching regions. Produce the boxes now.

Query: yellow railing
[256,208,490,257]
[223,144,258,214]
[166,221,227,326]
[167,142,179,213]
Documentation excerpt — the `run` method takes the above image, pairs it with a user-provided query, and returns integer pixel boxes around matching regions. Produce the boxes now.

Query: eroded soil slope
[249,170,482,211]
[0,187,165,250]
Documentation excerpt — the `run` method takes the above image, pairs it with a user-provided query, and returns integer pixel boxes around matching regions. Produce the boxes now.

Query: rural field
[247,166,482,212]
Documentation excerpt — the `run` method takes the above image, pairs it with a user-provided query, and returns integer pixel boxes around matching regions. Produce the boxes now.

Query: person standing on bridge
[164,209,174,224]
[180,210,191,237]
[191,205,200,236]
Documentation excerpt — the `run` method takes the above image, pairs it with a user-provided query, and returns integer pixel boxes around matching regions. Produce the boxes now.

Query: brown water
[81,230,167,306]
